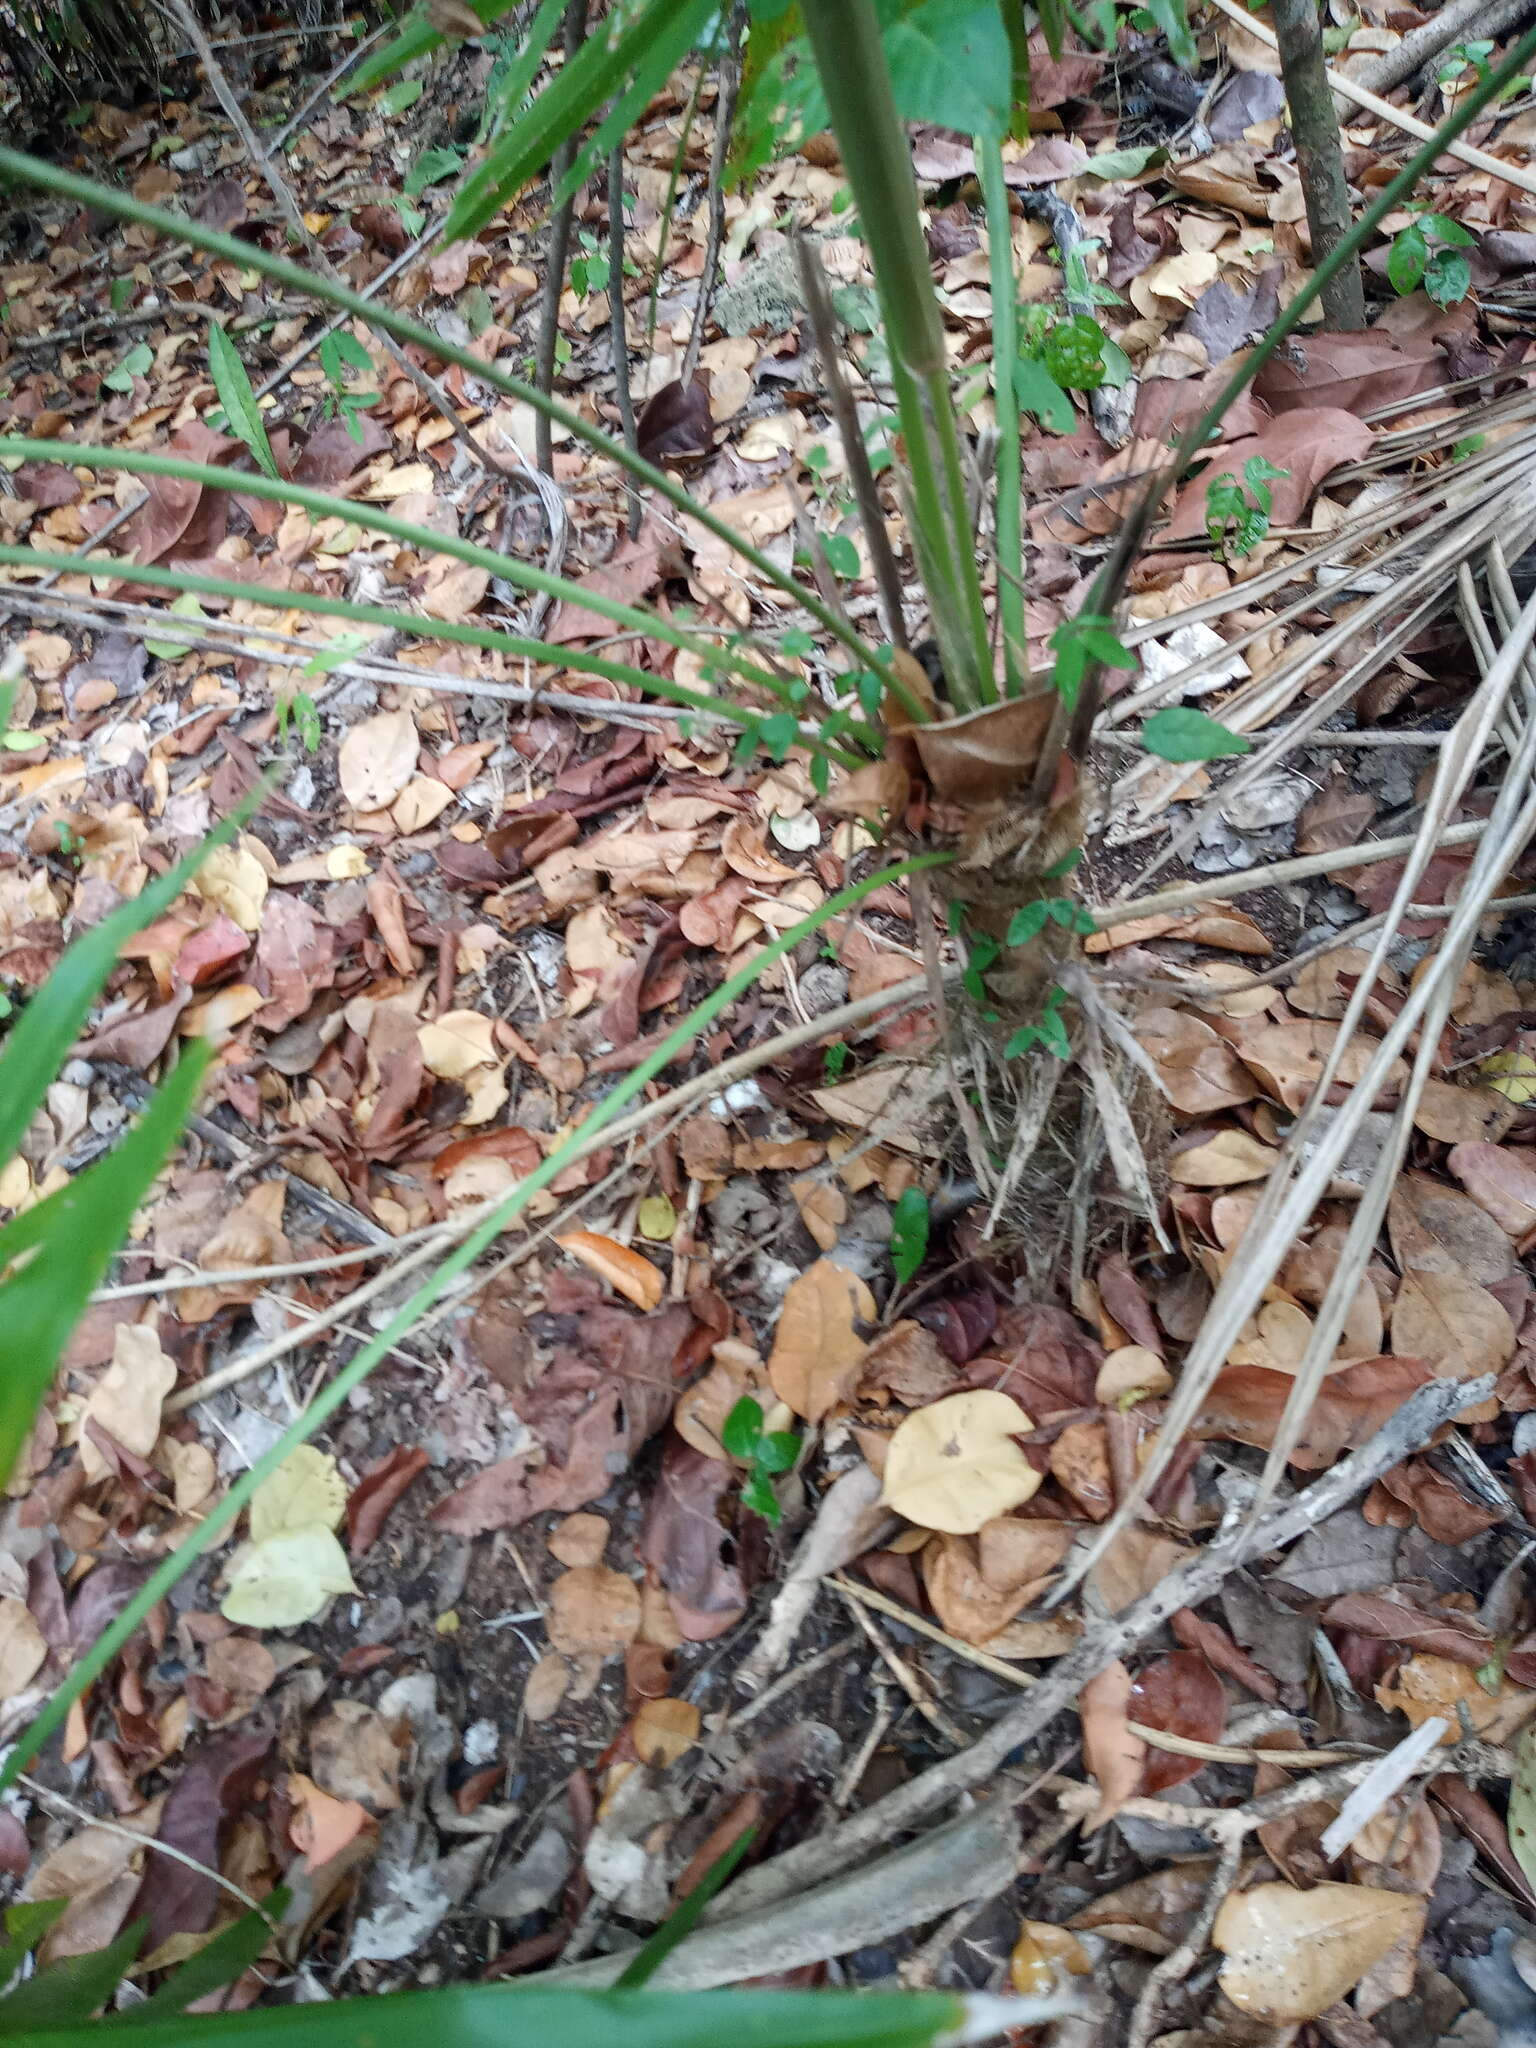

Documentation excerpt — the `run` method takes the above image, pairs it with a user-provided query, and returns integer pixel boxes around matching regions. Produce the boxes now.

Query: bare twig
[536,0,591,474]
[793,231,910,652]
[608,139,642,538]
[678,2,743,392]
[705,1374,1487,1925]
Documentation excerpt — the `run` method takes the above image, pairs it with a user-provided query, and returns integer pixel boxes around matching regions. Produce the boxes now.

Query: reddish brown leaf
[1323,1590,1491,1667]
[639,1437,748,1642]
[1448,1141,1536,1239]
[129,1729,271,1948]
[1130,1650,1226,1794]
[347,1447,430,1559]
[1198,1356,1436,1468]
[636,378,713,466]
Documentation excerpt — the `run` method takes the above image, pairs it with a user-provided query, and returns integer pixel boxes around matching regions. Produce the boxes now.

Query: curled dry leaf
[554,1231,664,1313]
[766,1258,874,1422]
[1009,1919,1092,1995]
[1095,1346,1173,1404]
[1212,1881,1425,2024]
[1136,1007,1258,1115]
[881,1390,1040,1534]
[1079,1659,1146,1832]
[0,1596,47,1697]
[338,708,419,812]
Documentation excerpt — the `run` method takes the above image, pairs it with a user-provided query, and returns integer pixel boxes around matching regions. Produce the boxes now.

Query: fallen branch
[678,1372,1491,1925]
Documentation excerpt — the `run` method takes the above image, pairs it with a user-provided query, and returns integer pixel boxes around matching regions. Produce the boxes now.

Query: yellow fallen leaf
[638,1194,677,1241]
[221,1527,356,1631]
[419,1009,500,1080]
[1213,1882,1424,2024]
[193,840,268,932]
[1479,1049,1536,1103]
[881,1390,1041,1534]
[250,1444,347,1543]
[555,1230,664,1312]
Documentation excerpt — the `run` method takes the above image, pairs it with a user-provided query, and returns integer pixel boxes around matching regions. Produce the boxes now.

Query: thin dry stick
[167,0,507,485]
[1100,817,1487,924]
[837,1588,969,1748]
[1126,1830,1244,2048]
[677,2,743,392]
[271,23,388,153]
[536,0,590,474]
[648,1375,1489,1931]
[793,231,910,653]
[608,139,642,539]
[1205,0,1536,197]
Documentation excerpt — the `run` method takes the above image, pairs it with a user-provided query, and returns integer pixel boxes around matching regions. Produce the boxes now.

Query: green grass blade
[0,1920,143,2028]
[348,0,523,97]
[21,1987,968,2048]
[0,438,794,706]
[0,544,867,763]
[445,0,713,240]
[0,850,949,1791]
[0,1900,69,1985]
[0,794,252,1168]
[616,1825,757,1987]
[977,133,1025,695]
[0,148,902,707]
[475,0,567,140]
[106,1891,288,2022]
[0,1045,211,1487]
[207,324,279,481]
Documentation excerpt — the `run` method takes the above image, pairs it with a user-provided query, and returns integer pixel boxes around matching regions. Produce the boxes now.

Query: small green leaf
[740,1472,781,1522]
[1007,900,1050,946]
[145,592,207,660]
[890,1185,930,1287]
[208,322,279,481]
[381,77,423,114]
[1425,214,1476,247]
[1004,1024,1041,1058]
[1013,353,1076,433]
[1080,143,1163,179]
[109,276,132,313]
[1140,0,1197,69]
[722,1396,764,1461]
[756,710,799,761]
[101,341,152,393]
[1042,847,1083,879]
[823,1040,851,1080]
[755,1431,801,1476]
[1387,220,1428,295]
[1142,707,1252,762]
[781,628,816,658]
[1425,247,1472,306]
[822,532,860,579]
[406,145,464,196]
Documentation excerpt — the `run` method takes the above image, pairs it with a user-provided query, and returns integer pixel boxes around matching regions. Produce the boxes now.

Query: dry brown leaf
[1095,1346,1173,1404]
[1235,1019,1406,1115]
[0,1596,46,1697]
[1412,1078,1510,1145]
[1388,1175,1518,1286]
[1390,1268,1515,1379]
[1449,1141,1536,1239]
[524,1654,570,1723]
[1290,946,1399,1021]
[977,1517,1075,1594]
[1377,1653,1536,1743]
[1136,1007,1258,1115]
[1295,772,1377,857]
[881,1390,1040,1534]
[338,709,418,812]
[1213,1882,1425,2024]
[1080,1660,1147,1832]
[554,1231,664,1313]
[790,1176,846,1252]
[632,1696,700,1766]
[79,1322,176,1482]
[922,1531,1033,1644]
[1169,1128,1276,1185]
[766,1259,874,1422]
[547,1566,642,1656]
[906,690,1056,802]
[548,1513,609,1569]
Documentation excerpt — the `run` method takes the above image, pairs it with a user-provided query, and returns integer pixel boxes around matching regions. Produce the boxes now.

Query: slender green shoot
[977,134,1025,694]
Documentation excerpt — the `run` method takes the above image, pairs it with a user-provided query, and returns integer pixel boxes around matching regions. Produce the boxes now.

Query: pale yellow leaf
[1213,1882,1425,2025]
[881,1389,1041,1534]
[221,1527,356,1630]
[249,1444,348,1543]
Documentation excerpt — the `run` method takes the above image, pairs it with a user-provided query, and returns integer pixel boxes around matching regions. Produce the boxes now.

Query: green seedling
[890,1184,930,1285]
[101,341,151,393]
[276,689,322,753]
[318,330,381,443]
[1388,205,1477,306]
[1206,454,1289,560]
[1005,982,1072,1061]
[1439,40,1531,103]
[723,1396,800,1524]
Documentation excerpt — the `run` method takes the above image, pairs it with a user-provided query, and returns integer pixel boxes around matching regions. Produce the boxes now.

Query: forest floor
[6,7,1536,2042]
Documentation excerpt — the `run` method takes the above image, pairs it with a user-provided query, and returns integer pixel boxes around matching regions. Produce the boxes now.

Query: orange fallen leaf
[554,1231,664,1311]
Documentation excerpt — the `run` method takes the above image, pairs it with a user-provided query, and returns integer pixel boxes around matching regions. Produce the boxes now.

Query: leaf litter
[5,3,1536,2037]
